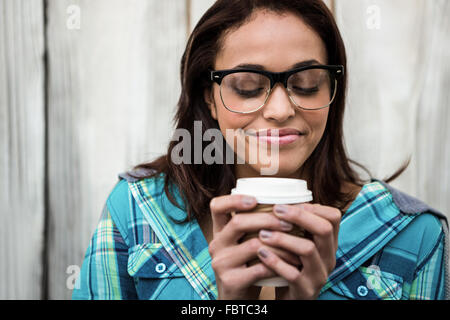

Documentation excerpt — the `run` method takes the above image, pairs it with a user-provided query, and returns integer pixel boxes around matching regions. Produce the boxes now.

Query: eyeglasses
[210,65,344,114]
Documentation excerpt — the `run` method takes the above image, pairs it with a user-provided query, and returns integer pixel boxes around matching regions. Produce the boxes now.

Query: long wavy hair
[126,0,409,222]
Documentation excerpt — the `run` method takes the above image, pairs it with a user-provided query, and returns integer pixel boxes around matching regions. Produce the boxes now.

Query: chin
[250,161,304,178]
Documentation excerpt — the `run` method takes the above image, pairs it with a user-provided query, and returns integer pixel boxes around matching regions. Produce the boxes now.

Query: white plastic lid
[231,177,312,204]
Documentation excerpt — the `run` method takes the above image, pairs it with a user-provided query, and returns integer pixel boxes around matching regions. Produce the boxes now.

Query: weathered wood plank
[335,0,449,216]
[189,0,334,32]
[0,0,46,299]
[334,0,424,192]
[189,0,215,32]
[46,0,187,299]
[414,0,450,216]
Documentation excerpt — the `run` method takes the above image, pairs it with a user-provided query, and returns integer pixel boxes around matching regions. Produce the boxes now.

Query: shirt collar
[128,175,217,300]
[322,181,416,291]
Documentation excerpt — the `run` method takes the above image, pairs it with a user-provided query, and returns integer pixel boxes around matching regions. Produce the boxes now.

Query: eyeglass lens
[219,69,334,113]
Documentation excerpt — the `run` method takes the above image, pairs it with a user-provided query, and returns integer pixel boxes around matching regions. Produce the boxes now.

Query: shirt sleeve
[409,229,446,300]
[72,202,137,300]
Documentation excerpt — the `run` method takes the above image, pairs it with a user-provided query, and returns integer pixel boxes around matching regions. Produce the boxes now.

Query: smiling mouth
[243,128,306,146]
[245,128,307,137]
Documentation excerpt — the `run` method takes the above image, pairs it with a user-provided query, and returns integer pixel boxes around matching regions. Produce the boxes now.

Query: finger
[257,245,328,295]
[297,203,341,244]
[259,230,331,272]
[259,229,313,256]
[256,246,301,284]
[245,263,278,286]
[273,204,334,237]
[221,263,276,289]
[219,213,294,245]
[294,242,329,294]
[259,229,334,275]
[273,204,337,269]
[211,238,262,271]
[294,205,338,269]
[211,234,301,269]
[210,194,257,233]
[265,246,302,266]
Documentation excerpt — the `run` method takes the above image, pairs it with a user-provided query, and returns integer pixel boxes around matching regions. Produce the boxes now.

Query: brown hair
[127,0,409,221]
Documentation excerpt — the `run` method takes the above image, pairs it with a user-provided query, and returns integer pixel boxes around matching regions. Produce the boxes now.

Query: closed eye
[291,86,320,95]
[233,87,266,98]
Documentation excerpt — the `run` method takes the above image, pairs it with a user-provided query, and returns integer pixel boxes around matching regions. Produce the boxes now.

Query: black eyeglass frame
[210,64,345,113]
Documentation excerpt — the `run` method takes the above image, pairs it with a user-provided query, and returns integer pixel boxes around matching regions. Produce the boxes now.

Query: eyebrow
[233,59,320,71]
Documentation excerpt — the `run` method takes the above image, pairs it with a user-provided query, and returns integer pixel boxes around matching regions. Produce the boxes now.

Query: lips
[248,128,306,137]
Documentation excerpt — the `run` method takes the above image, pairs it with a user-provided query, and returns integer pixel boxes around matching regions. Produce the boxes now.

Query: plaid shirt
[72,172,449,300]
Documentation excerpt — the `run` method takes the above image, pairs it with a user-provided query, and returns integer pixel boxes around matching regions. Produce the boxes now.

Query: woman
[73,0,448,300]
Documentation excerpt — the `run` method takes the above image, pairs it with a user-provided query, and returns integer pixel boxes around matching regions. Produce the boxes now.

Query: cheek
[213,88,252,131]
[307,109,329,138]
[213,100,258,158]
[217,111,253,151]
[217,110,243,130]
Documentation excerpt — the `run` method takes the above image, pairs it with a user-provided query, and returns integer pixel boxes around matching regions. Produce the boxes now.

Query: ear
[204,87,218,120]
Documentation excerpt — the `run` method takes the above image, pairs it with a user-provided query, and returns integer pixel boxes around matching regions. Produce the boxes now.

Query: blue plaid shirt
[72,172,449,300]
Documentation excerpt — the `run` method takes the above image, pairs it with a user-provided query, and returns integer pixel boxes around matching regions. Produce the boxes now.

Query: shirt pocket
[328,267,404,300]
[127,243,190,299]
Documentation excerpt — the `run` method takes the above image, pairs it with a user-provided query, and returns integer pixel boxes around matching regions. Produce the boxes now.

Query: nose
[261,83,296,122]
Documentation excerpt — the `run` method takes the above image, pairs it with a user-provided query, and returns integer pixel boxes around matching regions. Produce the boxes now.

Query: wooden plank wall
[334,0,450,210]
[0,0,448,300]
[414,0,450,218]
[45,0,187,299]
[0,0,46,300]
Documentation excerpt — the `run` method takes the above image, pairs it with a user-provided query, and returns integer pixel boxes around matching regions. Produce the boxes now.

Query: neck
[235,163,310,181]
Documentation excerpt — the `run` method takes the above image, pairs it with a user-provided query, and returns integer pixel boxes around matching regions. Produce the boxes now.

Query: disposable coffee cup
[231,177,313,287]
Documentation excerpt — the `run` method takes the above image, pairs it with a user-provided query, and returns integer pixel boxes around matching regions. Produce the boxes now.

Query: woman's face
[206,10,329,179]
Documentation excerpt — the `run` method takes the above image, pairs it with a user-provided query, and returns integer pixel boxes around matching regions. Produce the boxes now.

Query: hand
[208,194,302,300]
[256,203,341,300]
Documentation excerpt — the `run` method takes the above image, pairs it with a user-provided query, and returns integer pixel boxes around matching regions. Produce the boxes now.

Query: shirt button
[357,285,368,297]
[155,263,166,273]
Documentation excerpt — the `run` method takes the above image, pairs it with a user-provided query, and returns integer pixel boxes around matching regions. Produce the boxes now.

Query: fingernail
[280,220,293,231]
[259,229,272,239]
[258,248,270,259]
[242,196,256,207]
[274,204,288,215]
